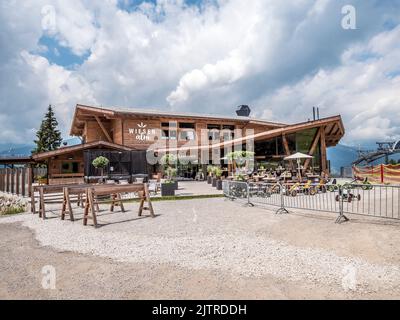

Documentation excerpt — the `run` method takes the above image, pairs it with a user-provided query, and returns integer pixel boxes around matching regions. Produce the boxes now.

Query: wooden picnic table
[32,183,93,218]
[63,183,154,228]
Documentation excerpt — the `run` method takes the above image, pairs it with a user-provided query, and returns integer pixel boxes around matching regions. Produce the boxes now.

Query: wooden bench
[61,183,154,227]
[32,184,91,219]
[83,183,154,227]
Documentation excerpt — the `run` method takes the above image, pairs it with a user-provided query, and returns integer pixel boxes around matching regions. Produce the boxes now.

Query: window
[222,124,235,130]
[162,129,177,140]
[221,129,234,141]
[180,130,195,140]
[161,122,177,128]
[207,124,221,130]
[179,122,195,129]
[61,162,79,174]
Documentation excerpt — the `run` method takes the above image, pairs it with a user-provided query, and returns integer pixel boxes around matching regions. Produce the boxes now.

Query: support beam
[282,134,290,156]
[94,116,113,143]
[282,134,294,169]
[304,128,322,171]
[320,126,328,174]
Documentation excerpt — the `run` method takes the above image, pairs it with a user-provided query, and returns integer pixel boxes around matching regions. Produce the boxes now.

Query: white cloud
[0,0,400,146]
[253,25,400,143]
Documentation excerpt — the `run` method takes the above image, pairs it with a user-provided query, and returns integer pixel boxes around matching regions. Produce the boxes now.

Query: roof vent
[236,105,251,117]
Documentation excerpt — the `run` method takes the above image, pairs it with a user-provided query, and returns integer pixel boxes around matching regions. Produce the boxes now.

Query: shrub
[92,156,109,169]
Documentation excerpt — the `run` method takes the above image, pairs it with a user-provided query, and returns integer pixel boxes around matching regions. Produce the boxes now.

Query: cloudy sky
[1,0,400,147]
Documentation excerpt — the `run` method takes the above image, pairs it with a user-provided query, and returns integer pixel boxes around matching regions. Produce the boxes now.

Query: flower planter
[161,183,175,196]
[212,177,217,187]
[207,176,212,184]
[173,180,178,190]
[216,179,223,190]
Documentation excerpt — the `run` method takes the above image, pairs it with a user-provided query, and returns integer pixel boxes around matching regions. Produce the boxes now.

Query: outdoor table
[82,183,154,228]
[32,183,92,219]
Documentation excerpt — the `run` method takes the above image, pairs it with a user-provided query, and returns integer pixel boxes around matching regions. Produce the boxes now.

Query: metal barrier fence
[223,180,400,223]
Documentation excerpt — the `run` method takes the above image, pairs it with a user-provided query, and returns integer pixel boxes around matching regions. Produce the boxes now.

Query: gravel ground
[1,197,400,299]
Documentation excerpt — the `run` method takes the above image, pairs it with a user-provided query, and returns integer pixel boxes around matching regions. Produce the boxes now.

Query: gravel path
[1,197,400,297]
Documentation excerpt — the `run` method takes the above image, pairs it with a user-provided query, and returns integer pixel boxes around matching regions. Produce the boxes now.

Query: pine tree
[33,105,62,154]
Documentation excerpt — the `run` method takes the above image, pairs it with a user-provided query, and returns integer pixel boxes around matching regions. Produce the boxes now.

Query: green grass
[0,206,25,216]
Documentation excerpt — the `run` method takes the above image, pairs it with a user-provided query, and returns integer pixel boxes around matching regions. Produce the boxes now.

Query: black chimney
[236,105,251,117]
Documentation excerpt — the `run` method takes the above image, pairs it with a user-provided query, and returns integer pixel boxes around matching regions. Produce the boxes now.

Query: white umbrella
[283,152,313,160]
[284,152,313,180]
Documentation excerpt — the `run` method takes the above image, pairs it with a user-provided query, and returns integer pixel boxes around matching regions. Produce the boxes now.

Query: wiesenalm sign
[128,122,156,141]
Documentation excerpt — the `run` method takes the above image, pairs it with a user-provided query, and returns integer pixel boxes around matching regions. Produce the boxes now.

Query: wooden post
[6,168,10,193]
[61,187,74,221]
[320,126,327,174]
[31,187,36,214]
[139,184,154,217]
[380,164,384,184]
[16,168,20,196]
[21,168,26,197]
[282,134,293,169]
[83,188,98,227]
[144,183,154,217]
[10,169,15,194]
[39,187,46,219]
[0,169,4,192]
[27,166,33,198]
[304,128,321,171]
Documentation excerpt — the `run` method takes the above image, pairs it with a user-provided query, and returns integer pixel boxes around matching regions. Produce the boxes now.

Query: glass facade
[254,128,322,171]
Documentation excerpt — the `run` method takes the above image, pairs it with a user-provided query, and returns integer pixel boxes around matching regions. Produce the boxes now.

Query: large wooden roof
[70,104,287,136]
[156,115,345,152]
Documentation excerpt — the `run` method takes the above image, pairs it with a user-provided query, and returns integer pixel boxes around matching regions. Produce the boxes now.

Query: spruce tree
[33,105,63,154]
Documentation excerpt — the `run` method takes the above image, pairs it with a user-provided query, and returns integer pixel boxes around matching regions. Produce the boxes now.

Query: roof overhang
[70,104,286,136]
[32,141,133,161]
[155,115,345,153]
[0,156,33,165]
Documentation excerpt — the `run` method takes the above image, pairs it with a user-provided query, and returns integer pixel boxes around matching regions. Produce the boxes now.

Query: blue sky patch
[34,36,90,69]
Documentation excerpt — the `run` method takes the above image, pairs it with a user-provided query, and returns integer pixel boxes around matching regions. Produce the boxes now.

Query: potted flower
[215,167,223,190]
[211,167,218,187]
[161,166,177,196]
[92,156,109,183]
[207,165,213,184]
[161,154,178,189]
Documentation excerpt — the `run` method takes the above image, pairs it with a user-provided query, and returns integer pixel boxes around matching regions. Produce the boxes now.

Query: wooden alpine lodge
[1,103,345,187]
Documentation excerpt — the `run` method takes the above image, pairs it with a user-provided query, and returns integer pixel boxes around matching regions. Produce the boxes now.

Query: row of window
[161,123,236,141]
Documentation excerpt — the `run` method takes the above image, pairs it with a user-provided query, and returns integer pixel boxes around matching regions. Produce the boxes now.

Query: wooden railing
[0,168,32,197]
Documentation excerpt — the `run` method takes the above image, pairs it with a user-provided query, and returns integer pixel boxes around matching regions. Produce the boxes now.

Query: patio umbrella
[284,152,313,180]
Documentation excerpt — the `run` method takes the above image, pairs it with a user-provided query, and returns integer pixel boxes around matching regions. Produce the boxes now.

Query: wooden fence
[0,168,32,197]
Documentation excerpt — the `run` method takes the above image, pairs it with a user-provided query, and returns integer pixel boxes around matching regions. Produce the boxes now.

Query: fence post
[27,166,33,198]
[21,168,26,197]
[335,185,349,223]
[16,168,20,196]
[6,168,10,193]
[275,182,289,214]
[0,169,3,192]
[246,182,254,207]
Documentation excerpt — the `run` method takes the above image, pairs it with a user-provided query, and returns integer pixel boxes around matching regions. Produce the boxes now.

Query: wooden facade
[33,104,345,183]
